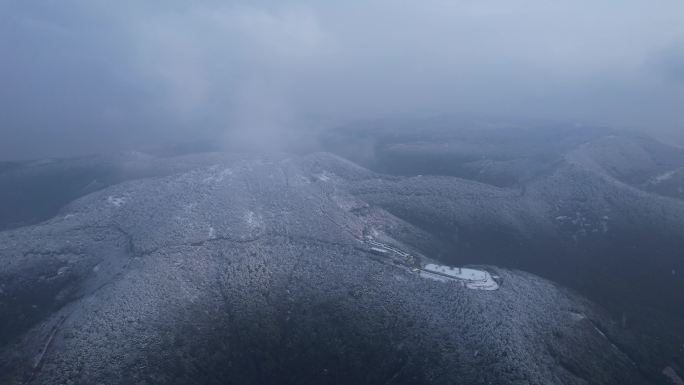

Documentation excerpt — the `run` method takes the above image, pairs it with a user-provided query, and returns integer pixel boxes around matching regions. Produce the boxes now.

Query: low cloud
[1,0,683,159]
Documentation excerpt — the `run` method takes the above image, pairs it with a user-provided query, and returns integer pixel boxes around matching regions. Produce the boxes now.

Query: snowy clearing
[107,196,126,207]
[421,264,500,290]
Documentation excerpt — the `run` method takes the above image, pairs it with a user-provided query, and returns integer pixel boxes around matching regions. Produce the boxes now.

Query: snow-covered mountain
[0,152,658,384]
[2,121,684,384]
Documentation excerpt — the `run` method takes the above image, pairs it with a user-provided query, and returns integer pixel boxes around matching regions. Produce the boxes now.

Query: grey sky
[1,0,683,160]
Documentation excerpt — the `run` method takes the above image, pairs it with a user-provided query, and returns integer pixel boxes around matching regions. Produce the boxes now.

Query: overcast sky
[1,0,683,160]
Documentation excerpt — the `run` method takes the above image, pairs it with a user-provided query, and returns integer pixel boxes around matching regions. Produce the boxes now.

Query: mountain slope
[0,153,653,385]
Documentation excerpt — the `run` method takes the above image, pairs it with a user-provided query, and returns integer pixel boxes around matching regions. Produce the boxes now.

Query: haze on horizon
[1,0,683,160]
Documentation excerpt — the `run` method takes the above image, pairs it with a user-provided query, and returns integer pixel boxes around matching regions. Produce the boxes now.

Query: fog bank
[1,1,683,159]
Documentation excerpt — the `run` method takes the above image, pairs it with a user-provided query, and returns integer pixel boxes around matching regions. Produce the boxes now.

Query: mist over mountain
[2,1,684,160]
[0,121,683,384]
[0,148,662,384]
[2,1,684,384]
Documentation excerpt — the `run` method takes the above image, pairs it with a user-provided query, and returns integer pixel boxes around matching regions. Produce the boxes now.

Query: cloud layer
[1,1,683,159]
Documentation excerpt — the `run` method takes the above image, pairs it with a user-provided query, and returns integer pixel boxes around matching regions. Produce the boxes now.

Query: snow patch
[107,196,126,207]
[591,324,609,341]
[314,171,332,182]
[421,264,499,290]
[244,211,263,230]
[296,174,312,184]
[649,170,678,185]
[204,167,233,183]
[568,311,587,321]
[663,367,684,385]
[332,194,364,211]
[393,274,408,282]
